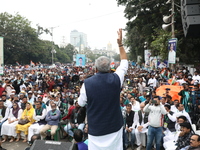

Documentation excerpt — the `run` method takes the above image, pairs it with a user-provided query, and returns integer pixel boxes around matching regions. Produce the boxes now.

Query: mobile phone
[152,100,157,104]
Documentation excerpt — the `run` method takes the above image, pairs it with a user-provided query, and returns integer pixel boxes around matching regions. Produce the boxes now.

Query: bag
[18,118,30,125]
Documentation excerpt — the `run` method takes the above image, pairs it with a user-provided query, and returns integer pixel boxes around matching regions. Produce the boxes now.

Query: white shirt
[33,108,47,121]
[168,50,176,64]
[4,100,12,108]
[0,108,10,122]
[192,75,200,83]
[148,78,157,88]
[130,101,140,111]
[171,105,178,113]
[175,109,192,124]
[133,111,149,130]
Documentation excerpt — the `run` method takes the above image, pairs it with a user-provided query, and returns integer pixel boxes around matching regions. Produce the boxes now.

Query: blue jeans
[64,123,85,137]
[124,128,135,147]
[146,126,163,150]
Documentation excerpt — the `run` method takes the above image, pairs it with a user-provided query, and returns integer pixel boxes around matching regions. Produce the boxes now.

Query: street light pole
[171,0,175,38]
[50,26,59,65]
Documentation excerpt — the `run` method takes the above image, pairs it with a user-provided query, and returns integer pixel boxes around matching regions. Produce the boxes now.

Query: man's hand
[179,131,185,137]
[137,126,143,132]
[117,28,122,45]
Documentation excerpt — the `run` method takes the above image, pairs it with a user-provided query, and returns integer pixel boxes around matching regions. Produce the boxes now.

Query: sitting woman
[16,102,35,142]
[1,102,23,142]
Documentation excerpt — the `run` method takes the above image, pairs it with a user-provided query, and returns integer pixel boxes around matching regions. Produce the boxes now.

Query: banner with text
[168,38,177,64]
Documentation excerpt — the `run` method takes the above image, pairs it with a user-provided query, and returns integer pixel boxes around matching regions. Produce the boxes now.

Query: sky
[1,0,128,51]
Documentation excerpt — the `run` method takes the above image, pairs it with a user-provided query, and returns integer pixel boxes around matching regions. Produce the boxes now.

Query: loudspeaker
[182,0,200,5]
[30,140,71,150]
[181,0,200,37]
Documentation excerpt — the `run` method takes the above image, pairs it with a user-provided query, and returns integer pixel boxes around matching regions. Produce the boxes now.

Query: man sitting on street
[40,103,60,140]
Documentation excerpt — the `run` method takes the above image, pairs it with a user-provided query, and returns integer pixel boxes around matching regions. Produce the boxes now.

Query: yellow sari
[16,104,35,135]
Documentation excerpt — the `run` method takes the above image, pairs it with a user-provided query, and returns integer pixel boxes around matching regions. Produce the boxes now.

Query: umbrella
[156,85,183,101]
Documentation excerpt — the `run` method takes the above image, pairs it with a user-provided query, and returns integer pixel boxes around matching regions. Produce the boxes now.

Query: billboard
[76,54,86,66]
[0,37,3,75]
[144,50,151,68]
[168,38,177,64]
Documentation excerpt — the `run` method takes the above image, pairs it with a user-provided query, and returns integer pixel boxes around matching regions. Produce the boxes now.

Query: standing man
[78,28,128,150]
[144,96,167,150]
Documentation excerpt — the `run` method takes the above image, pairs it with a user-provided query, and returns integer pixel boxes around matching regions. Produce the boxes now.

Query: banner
[150,56,157,69]
[168,38,177,64]
[144,50,151,68]
[0,37,3,75]
[76,54,86,66]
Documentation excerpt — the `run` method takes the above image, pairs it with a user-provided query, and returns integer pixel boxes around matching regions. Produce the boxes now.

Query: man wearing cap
[27,91,35,105]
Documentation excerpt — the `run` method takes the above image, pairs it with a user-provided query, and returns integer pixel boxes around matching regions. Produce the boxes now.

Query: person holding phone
[144,96,167,150]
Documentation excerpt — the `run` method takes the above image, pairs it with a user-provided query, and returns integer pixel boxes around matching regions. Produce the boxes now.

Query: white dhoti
[1,119,18,137]
[28,123,45,141]
[88,127,123,150]
[135,128,147,146]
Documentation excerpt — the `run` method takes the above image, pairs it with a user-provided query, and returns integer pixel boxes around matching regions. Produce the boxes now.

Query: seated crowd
[0,65,200,150]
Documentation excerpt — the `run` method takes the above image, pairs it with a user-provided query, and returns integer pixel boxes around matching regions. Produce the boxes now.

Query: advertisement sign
[168,38,177,64]
[150,56,158,69]
[76,54,86,66]
[144,50,151,68]
[0,37,3,75]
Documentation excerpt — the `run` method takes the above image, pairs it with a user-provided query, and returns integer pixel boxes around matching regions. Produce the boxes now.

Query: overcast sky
[1,0,127,50]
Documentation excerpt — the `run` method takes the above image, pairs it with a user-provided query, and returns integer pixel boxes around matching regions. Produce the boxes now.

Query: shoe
[136,145,142,150]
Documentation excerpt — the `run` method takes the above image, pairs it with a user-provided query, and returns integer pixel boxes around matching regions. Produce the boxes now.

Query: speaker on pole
[181,0,200,37]
[30,140,72,150]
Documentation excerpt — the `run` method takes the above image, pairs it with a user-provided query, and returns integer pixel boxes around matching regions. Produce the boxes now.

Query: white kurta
[1,108,23,137]
[28,109,47,141]
[78,59,128,150]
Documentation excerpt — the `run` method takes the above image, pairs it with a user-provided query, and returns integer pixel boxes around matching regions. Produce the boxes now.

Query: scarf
[12,102,20,118]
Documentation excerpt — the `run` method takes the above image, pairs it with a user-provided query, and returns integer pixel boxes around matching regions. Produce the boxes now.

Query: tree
[0,12,42,64]
[116,0,200,64]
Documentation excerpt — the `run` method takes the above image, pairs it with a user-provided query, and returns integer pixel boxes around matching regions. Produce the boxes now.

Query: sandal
[15,138,20,142]
[23,139,27,143]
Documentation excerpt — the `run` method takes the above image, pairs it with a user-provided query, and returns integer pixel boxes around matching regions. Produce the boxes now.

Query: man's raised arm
[117,28,127,60]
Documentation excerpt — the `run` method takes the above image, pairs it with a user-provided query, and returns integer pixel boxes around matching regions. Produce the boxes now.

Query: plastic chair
[47,127,61,141]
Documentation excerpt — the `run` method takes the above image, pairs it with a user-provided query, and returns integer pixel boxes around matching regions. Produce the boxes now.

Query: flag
[16,61,20,66]
[30,60,35,67]
[167,71,171,79]
[161,69,166,78]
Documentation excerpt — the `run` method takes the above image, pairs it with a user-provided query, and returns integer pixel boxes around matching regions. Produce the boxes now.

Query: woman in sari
[1,102,23,142]
[16,102,35,142]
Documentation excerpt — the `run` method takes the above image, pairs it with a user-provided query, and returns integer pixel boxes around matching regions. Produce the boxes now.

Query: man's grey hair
[95,56,111,72]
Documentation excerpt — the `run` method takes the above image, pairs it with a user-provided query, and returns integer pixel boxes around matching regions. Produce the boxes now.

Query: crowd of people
[0,29,199,150]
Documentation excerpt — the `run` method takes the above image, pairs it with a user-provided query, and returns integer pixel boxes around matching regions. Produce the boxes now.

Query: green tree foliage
[0,12,74,65]
[117,0,200,64]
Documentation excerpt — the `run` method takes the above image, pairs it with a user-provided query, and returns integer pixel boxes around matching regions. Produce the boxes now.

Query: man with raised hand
[78,28,128,150]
